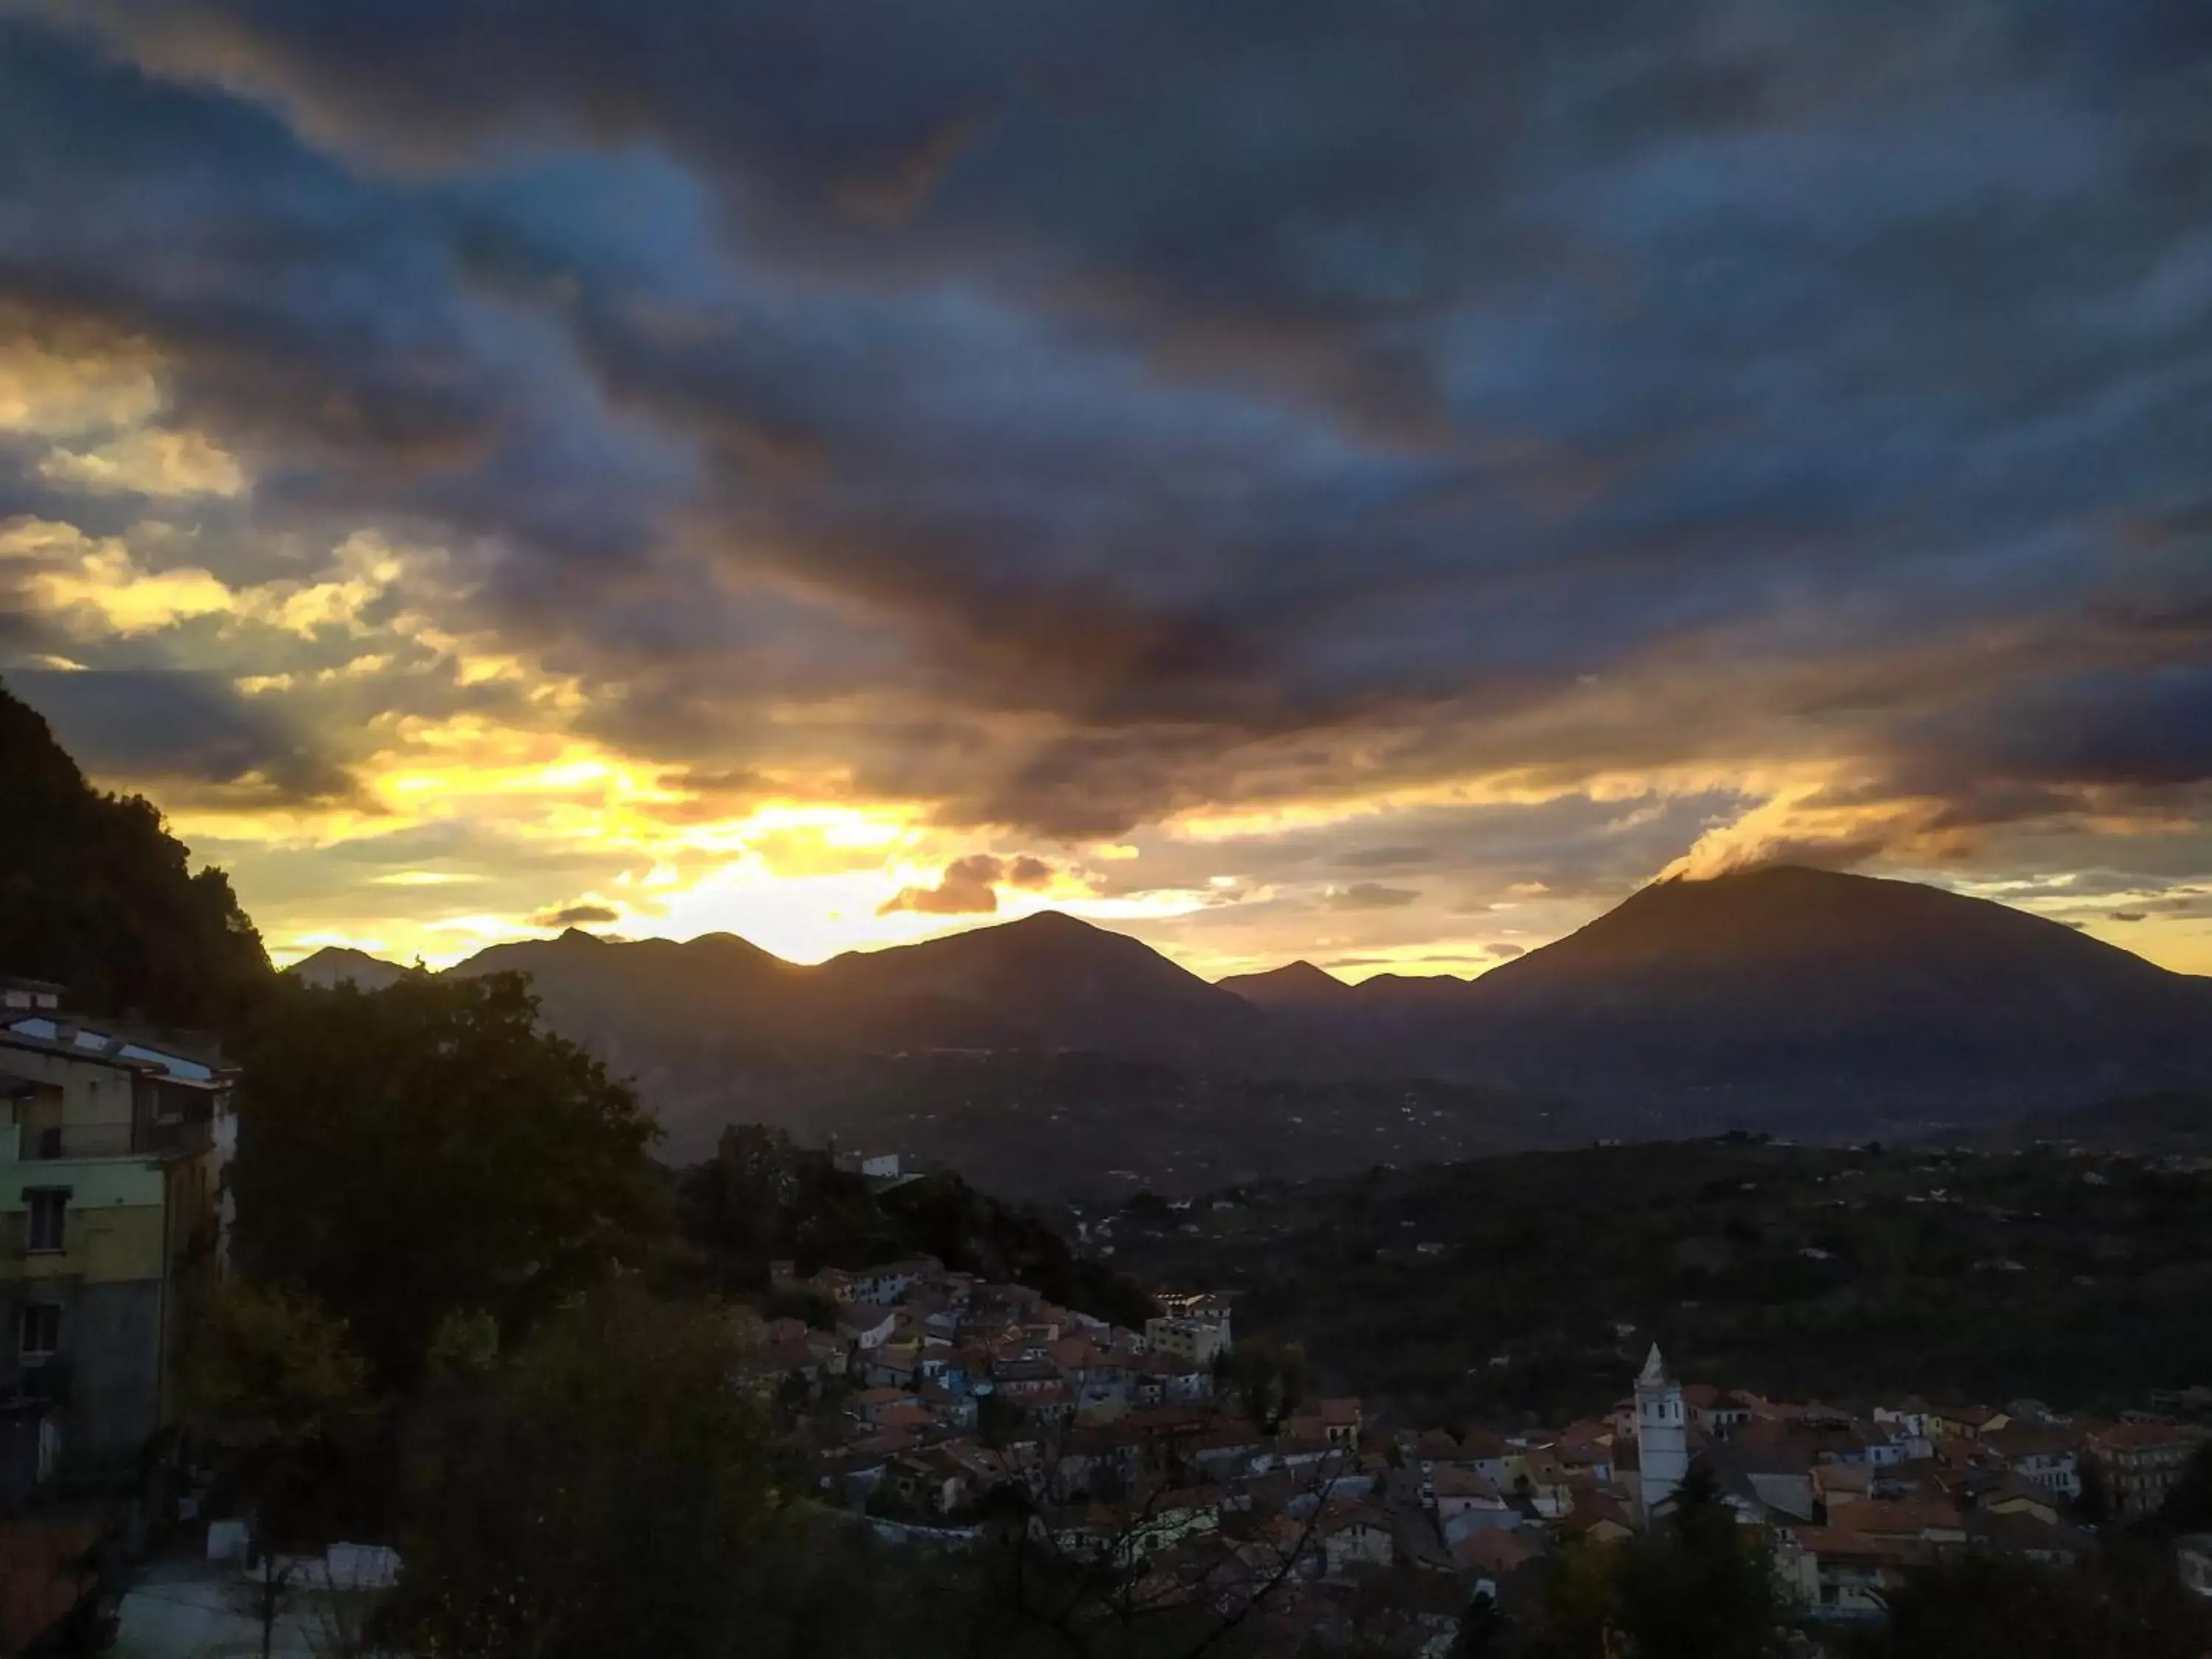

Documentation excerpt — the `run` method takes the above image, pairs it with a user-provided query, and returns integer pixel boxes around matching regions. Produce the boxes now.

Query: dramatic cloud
[0,2,2208,973]
[877,852,1055,917]
[531,901,620,929]
[1326,883,1421,912]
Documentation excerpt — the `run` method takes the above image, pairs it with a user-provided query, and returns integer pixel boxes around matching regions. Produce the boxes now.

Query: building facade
[2088,1422,2211,1522]
[1145,1294,1232,1369]
[0,1020,231,1484]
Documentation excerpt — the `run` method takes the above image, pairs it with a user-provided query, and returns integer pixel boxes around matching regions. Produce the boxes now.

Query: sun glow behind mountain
[1,4,2209,978]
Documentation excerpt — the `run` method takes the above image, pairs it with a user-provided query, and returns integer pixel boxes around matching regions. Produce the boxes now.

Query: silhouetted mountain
[1215,960,1352,1010]
[288,945,409,991]
[819,909,1271,1064]
[0,677,269,1029]
[1451,866,2212,1133]
[441,910,1270,1069]
[273,866,2212,1190]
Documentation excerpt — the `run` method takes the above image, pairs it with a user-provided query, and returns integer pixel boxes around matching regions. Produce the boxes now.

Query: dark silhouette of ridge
[277,867,2212,1166]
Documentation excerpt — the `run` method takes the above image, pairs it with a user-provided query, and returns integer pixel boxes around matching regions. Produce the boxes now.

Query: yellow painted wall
[1,1201,168,1285]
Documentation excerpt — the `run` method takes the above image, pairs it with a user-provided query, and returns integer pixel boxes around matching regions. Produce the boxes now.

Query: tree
[1859,1545,2212,1659]
[1224,1339,1310,1430]
[1453,1590,1508,1657]
[182,1281,372,1537]
[675,1126,1156,1328]
[1530,1469,1783,1659]
[1611,1468,1784,1659]
[231,974,663,1388]
[391,1284,780,1659]
[184,1281,371,1453]
[2076,1451,2112,1527]
[2151,1441,2212,1538]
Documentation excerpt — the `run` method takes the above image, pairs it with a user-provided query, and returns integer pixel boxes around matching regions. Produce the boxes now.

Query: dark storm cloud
[3,1,2212,866]
[531,902,619,929]
[4,669,354,803]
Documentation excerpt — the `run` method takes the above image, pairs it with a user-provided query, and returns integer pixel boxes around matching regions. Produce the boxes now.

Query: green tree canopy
[392,1284,778,1659]
[232,973,662,1387]
[1860,1545,2212,1659]
[183,1279,370,1454]
[0,677,269,1029]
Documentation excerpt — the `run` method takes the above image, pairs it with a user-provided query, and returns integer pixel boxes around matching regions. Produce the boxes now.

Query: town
[753,1229,2212,1653]
[7,957,2212,1656]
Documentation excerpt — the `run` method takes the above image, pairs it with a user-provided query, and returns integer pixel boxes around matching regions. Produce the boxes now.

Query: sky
[1,1,2209,981]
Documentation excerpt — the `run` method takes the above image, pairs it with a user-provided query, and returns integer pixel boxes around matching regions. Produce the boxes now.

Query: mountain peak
[287,945,408,991]
[1462,864,2211,1121]
[1218,959,1350,1010]
[1000,908,1102,936]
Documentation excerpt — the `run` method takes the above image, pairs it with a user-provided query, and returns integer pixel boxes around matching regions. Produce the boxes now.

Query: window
[18,1303,58,1363]
[25,1191,66,1253]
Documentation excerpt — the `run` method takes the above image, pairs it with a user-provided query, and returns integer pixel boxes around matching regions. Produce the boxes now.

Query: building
[1633,1343,1690,1525]
[0,1018,232,1481]
[1144,1295,1231,1370]
[2088,1422,2209,1521]
[0,981,61,1016]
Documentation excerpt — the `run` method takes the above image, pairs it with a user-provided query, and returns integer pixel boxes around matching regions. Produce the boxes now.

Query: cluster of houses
[745,1251,2212,1650]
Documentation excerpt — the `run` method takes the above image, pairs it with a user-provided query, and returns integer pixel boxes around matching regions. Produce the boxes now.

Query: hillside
[1103,1135,2212,1425]
[0,677,269,1029]
[816,909,1272,1066]
[1448,866,2212,1133]
[289,945,410,991]
[1214,959,1356,1011]
[675,1122,1157,1329]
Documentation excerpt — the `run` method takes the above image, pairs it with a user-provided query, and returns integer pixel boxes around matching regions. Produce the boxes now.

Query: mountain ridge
[279,866,2212,1179]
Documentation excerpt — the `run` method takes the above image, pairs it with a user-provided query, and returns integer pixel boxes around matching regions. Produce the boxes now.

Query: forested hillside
[1104,1136,2212,1425]
[675,1123,1155,1329]
[0,678,269,1029]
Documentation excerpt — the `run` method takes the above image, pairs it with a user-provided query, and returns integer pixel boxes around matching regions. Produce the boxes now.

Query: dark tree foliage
[0,678,270,1029]
[1453,1590,1507,1657]
[677,1124,1156,1328]
[1607,1468,1785,1659]
[392,1284,776,1659]
[1115,1138,2212,1423]
[2076,1452,2113,1526]
[1528,1469,1783,1659]
[2151,1441,2212,1539]
[393,1284,993,1659]
[1855,1545,2212,1659]
[231,973,663,1387]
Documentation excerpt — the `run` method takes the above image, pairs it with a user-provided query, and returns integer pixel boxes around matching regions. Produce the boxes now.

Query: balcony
[14,1116,213,1162]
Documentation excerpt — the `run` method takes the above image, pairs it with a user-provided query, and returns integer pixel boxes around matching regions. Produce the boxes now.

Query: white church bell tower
[1634,1343,1689,1523]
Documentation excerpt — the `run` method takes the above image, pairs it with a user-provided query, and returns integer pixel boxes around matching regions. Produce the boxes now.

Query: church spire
[1640,1342,1668,1384]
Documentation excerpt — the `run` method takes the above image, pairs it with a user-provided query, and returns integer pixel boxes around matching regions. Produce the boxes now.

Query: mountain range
[291,866,2212,1195]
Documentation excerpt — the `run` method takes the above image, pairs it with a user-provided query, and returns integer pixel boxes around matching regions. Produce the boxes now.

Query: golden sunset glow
[1,13,2207,991]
